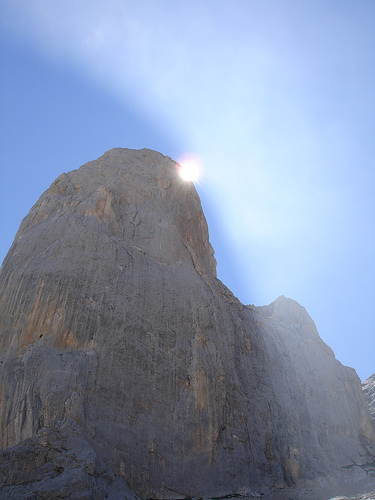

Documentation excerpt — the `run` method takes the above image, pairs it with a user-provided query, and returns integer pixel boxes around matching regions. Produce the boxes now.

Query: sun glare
[178,153,202,182]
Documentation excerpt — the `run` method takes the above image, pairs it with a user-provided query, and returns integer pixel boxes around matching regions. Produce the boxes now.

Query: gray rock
[363,373,375,426]
[0,419,139,499]
[0,148,374,498]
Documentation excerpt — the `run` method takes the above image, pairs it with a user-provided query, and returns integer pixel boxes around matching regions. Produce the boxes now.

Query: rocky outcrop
[0,420,139,499]
[0,148,374,498]
[363,373,375,426]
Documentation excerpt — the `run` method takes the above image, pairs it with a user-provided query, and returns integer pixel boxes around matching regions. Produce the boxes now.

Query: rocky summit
[0,148,374,499]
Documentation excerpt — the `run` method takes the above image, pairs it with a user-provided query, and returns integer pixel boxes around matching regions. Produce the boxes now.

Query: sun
[178,153,202,182]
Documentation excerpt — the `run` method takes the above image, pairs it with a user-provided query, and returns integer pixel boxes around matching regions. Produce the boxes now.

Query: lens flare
[178,153,202,182]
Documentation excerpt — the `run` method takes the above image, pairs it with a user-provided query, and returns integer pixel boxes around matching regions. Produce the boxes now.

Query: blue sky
[1,1,374,382]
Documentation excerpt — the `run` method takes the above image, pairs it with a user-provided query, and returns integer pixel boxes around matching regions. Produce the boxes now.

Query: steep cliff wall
[0,148,374,498]
[363,373,375,427]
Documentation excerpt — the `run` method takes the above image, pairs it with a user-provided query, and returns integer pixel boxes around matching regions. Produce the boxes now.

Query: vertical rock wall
[363,373,375,427]
[0,148,374,498]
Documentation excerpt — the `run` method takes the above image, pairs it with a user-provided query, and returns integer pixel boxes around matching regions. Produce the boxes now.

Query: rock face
[0,148,374,498]
[363,373,375,425]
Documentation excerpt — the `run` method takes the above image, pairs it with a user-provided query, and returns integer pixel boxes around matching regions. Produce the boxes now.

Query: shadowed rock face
[0,148,374,498]
[363,373,375,426]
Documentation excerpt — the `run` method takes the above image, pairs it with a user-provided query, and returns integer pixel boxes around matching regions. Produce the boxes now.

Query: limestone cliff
[0,148,374,498]
[363,373,375,426]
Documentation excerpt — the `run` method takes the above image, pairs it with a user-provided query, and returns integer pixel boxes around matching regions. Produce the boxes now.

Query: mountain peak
[0,149,374,499]
[13,148,217,281]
